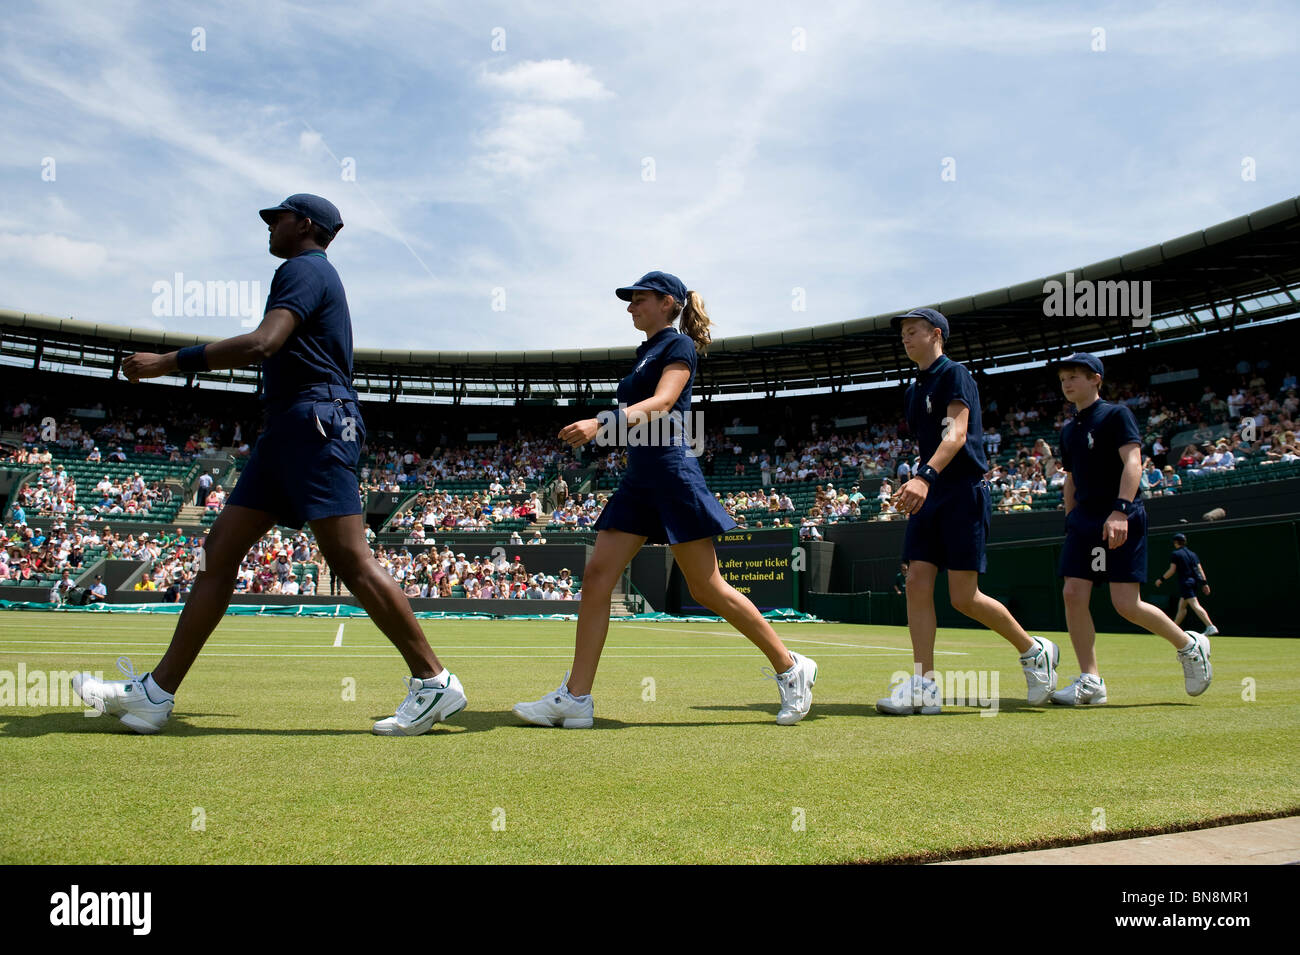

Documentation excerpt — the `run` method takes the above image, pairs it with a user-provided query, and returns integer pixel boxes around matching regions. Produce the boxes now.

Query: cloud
[476,105,586,177]
[0,232,110,276]
[0,0,1295,350]
[479,59,612,101]
[299,129,323,153]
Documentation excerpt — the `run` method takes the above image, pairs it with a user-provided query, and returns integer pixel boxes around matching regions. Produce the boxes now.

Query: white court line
[333,624,344,648]
[783,636,968,656]
[0,650,899,659]
[0,619,513,631]
[0,640,902,651]
[616,625,969,655]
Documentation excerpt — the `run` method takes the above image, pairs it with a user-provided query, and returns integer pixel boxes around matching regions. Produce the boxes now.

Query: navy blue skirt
[594,452,737,545]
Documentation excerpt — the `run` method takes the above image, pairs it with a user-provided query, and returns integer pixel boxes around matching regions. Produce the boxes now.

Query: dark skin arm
[120,309,301,381]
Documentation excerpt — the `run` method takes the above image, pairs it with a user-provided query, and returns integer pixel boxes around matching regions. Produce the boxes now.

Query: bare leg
[1186,596,1214,630]
[311,513,443,678]
[905,560,939,676]
[669,537,794,672]
[1110,582,1194,649]
[946,570,1035,654]
[151,504,277,693]
[1062,576,1099,675]
[1173,598,1188,626]
[565,529,646,697]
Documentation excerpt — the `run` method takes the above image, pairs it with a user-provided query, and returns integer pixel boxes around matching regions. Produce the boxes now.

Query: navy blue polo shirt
[904,354,988,489]
[1060,398,1143,516]
[615,326,698,467]
[617,326,697,413]
[1171,547,1202,580]
[261,250,354,404]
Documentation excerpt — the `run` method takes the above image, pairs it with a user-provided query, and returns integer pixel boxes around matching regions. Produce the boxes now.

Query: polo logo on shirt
[636,359,649,372]
[1087,431,1095,450]
[925,395,932,414]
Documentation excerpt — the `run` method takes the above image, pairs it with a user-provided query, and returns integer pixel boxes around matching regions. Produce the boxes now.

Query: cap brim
[892,312,940,334]
[615,285,654,301]
[1053,358,1100,375]
[259,205,290,225]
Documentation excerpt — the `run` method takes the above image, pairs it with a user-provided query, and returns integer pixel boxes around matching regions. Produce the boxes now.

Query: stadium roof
[3,195,1298,402]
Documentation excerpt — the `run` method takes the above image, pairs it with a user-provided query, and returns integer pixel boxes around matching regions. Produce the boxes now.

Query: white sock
[428,668,449,687]
[142,673,173,704]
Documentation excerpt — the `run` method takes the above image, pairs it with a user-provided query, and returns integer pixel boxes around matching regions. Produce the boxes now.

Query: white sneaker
[372,672,467,736]
[1050,673,1107,706]
[763,651,817,725]
[72,657,173,734]
[1177,631,1212,696]
[876,673,941,715]
[1203,625,1219,637]
[1020,636,1060,705]
[513,675,594,728]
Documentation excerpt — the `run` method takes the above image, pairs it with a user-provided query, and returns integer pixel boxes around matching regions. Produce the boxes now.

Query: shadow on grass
[2,708,747,735]
[693,698,1195,718]
[2,697,1198,738]
[487,713,752,730]
[2,711,434,737]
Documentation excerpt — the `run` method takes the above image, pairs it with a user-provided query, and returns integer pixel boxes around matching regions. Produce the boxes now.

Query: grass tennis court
[0,613,1295,864]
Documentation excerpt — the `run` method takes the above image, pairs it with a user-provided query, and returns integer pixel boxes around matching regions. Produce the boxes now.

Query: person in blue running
[1154,532,1218,637]
[72,194,465,737]
[1050,352,1212,706]
[876,308,1058,715]
[513,271,817,728]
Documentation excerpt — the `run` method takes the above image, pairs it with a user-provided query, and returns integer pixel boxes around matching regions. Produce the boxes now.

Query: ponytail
[676,290,712,355]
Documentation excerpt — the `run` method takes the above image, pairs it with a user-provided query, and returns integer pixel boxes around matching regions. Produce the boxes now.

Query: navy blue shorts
[1178,576,1200,598]
[594,454,737,545]
[1057,506,1147,583]
[226,392,366,530]
[901,480,990,573]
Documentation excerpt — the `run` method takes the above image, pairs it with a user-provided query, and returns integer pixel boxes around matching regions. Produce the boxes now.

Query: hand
[558,418,600,449]
[891,478,930,517]
[1202,584,1211,595]
[1103,510,1129,549]
[121,352,173,382]
[1154,578,1163,587]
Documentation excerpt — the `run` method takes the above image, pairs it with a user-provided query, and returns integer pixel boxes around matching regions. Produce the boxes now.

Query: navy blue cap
[1054,351,1105,377]
[616,271,688,303]
[259,194,344,236]
[891,307,949,342]
[1173,532,1187,542]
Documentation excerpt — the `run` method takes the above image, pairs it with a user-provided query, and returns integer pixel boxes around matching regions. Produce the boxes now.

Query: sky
[1,0,1296,352]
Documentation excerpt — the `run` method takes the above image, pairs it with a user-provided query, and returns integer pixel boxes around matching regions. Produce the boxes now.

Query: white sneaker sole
[372,692,467,736]
[512,705,592,728]
[120,713,169,735]
[1050,689,1107,706]
[875,701,942,715]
